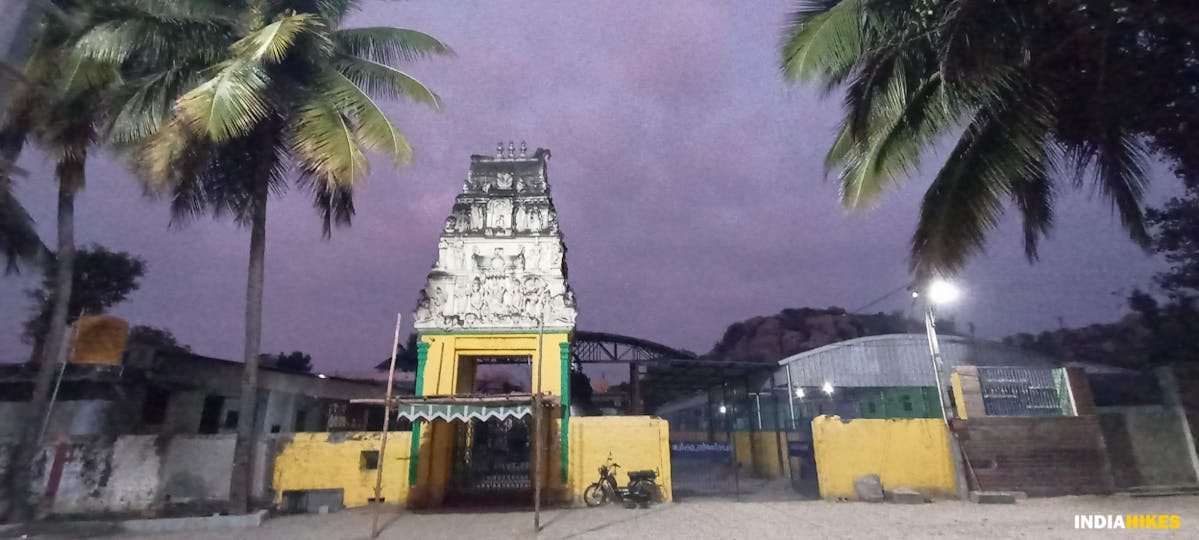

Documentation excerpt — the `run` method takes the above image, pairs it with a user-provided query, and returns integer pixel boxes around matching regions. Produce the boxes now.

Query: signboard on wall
[670,441,733,461]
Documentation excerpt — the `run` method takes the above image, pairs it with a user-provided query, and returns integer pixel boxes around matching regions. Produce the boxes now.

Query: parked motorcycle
[583,456,659,508]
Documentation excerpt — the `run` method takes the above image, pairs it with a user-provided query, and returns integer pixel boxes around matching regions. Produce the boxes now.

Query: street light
[917,279,960,422]
[927,279,961,305]
[917,278,970,500]
[821,382,834,396]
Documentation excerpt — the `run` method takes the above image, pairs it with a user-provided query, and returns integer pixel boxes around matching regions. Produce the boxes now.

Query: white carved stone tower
[413,144,577,332]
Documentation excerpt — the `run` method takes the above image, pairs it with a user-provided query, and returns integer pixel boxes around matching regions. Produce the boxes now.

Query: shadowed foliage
[781,0,1198,278]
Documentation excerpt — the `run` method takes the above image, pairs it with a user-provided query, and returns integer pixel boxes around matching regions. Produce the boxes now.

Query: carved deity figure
[436,239,449,269]
[527,207,542,232]
[471,247,485,271]
[453,238,467,269]
[488,248,507,273]
[468,278,486,313]
[487,199,512,230]
[415,288,432,322]
[515,204,527,231]
[526,243,542,270]
[471,205,485,229]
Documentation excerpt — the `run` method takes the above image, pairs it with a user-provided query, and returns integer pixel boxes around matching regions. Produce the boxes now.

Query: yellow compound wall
[568,416,672,503]
[811,416,956,499]
[272,432,412,508]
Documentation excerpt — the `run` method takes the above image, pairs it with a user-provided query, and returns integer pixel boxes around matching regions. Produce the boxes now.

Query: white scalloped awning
[393,403,533,423]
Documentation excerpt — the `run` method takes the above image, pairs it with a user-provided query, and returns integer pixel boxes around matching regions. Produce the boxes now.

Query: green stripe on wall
[409,341,430,487]
[560,341,571,483]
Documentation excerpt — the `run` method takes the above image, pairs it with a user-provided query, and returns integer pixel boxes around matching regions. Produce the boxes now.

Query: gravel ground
[74,494,1196,540]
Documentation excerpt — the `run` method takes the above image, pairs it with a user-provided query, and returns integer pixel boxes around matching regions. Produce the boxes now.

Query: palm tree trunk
[4,162,78,522]
[229,179,268,514]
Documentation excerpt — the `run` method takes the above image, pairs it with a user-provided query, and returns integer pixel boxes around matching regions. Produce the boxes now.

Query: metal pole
[753,393,763,430]
[924,305,950,423]
[785,364,797,430]
[533,309,545,532]
[370,314,403,539]
[924,303,969,500]
[723,383,739,501]
[38,317,80,446]
[770,373,786,478]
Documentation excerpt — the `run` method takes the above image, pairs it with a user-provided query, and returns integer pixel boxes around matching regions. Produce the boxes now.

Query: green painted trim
[409,342,430,489]
[416,329,572,336]
[415,341,430,396]
[560,342,571,483]
[408,422,422,487]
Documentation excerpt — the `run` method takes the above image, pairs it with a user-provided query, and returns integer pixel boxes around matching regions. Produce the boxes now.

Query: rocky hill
[703,307,949,364]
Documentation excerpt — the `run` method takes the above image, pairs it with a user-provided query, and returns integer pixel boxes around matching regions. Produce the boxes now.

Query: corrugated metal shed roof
[777,334,1056,388]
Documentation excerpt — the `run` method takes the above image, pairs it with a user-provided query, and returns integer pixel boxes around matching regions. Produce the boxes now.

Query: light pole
[914,278,969,499]
[917,279,959,422]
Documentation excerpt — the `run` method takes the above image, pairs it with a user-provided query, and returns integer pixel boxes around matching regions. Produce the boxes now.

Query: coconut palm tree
[126,0,450,512]
[780,0,1195,278]
[0,1,234,520]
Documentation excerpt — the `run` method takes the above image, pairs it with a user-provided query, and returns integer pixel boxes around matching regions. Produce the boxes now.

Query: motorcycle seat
[627,470,657,480]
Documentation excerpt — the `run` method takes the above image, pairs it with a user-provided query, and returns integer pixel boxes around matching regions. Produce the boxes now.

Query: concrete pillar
[950,366,985,419]
[1155,365,1199,485]
[629,362,642,415]
[1065,367,1097,416]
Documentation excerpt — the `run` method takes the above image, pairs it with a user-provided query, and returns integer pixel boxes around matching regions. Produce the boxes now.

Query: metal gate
[449,417,531,499]
[977,367,1063,417]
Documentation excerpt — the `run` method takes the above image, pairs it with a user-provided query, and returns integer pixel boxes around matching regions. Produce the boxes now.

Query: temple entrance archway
[404,145,577,508]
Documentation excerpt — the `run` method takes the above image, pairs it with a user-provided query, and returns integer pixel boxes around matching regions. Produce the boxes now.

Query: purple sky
[0,0,1177,374]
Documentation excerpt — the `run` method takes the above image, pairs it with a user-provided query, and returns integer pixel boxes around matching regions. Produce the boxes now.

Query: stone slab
[970,491,1021,504]
[888,487,927,504]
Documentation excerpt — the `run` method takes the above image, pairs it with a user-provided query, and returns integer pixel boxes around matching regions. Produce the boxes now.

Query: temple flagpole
[533,304,545,532]
[371,313,403,539]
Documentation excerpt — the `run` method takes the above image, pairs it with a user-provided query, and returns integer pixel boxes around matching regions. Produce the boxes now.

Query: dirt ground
[66,494,1195,540]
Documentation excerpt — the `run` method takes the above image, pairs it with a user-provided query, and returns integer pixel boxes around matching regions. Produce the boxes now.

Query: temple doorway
[445,355,535,506]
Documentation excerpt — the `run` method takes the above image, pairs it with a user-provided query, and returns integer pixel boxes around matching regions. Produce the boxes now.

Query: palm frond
[232,12,320,64]
[0,176,49,274]
[164,125,289,227]
[175,59,272,141]
[107,63,206,144]
[1095,131,1152,247]
[333,54,442,110]
[910,83,1057,278]
[73,1,236,68]
[289,93,368,189]
[312,0,363,27]
[323,69,412,165]
[334,27,453,65]
[838,73,953,208]
[824,121,854,173]
[781,0,865,89]
[131,118,204,191]
[1009,154,1056,262]
[298,172,355,237]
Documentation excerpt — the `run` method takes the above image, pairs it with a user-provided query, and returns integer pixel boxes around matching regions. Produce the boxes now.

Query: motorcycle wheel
[583,483,606,507]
